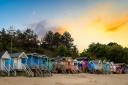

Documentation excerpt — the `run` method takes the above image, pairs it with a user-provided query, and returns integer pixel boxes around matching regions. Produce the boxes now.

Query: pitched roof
[10,52,22,58]
[27,53,47,58]
[10,52,27,58]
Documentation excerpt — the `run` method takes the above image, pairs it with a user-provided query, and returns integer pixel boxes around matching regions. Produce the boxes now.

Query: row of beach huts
[51,57,128,74]
[0,51,128,77]
[0,51,53,77]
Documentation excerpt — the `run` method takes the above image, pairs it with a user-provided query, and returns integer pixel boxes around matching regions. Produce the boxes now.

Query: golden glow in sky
[1,0,128,52]
[56,2,128,52]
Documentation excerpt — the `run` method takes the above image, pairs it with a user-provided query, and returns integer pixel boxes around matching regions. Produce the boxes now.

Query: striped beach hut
[26,53,51,77]
[0,51,11,71]
[0,51,15,76]
[27,53,49,69]
[27,53,43,68]
[10,52,28,70]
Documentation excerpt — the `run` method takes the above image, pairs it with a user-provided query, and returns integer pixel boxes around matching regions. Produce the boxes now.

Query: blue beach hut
[27,53,51,70]
[27,53,45,68]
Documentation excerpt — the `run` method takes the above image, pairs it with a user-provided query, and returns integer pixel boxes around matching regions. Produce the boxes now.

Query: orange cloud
[54,27,68,34]
[50,1,128,51]
[105,16,128,32]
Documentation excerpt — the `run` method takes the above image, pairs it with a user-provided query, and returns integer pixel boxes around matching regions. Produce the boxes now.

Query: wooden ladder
[22,64,34,77]
[1,61,10,76]
[34,65,43,77]
[9,64,17,76]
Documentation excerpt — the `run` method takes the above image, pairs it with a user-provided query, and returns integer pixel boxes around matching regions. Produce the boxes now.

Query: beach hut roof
[52,57,64,62]
[39,54,46,57]
[76,57,87,61]
[27,53,38,55]
[27,53,40,57]
[10,52,27,58]
[27,53,47,58]
[0,51,10,59]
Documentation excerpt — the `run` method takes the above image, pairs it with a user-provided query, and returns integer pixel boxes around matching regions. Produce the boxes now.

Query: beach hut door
[5,59,10,69]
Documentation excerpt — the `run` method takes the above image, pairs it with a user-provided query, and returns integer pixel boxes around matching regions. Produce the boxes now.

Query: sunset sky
[0,0,128,52]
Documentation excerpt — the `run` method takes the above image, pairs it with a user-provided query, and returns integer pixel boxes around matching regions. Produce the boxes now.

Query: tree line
[80,42,128,64]
[0,28,79,58]
[0,27,128,63]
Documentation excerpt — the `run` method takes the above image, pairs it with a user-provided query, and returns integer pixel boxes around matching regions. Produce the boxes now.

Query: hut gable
[10,52,27,58]
[0,51,10,59]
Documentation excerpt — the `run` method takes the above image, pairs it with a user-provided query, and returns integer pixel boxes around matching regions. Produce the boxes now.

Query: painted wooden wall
[27,55,49,68]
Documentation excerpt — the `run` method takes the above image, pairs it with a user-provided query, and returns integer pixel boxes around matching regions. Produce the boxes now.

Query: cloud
[29,20,56,39]
[54,26,67,34]
[105,16,128,32]
[26,1,128,51]
[29,20,68,39]
[60,1,128,51]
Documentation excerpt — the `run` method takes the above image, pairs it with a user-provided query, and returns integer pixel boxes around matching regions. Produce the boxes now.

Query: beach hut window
[22,58,27,64]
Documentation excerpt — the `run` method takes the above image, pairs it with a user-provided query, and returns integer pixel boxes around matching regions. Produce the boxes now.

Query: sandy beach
[0,73,128,85]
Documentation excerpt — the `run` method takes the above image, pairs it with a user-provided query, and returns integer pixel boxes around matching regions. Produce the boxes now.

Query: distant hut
[41,55,48,67]
[124,64,128,74]
[10,52,28,70]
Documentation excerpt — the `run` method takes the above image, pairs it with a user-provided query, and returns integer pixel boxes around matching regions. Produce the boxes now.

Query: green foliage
[0,28,11,50]
[41,31,78,58]
[70,46,79,59]
[61,32,73,48]
[80,42,128,64]
[1,26,128,63]
[0,28,39,52]
[0,27,78,58]
[41,31,54,50]
[57,45,69,57]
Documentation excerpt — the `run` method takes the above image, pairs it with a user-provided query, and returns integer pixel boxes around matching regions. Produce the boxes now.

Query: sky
[0,0,128,52]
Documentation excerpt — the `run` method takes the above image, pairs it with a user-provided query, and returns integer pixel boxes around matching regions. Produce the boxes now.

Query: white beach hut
[10,52,28,70]
[0,51,11,71]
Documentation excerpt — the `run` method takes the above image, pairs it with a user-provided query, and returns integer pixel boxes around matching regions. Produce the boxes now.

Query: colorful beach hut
[27,53,43,68]
[0,51,15,76]
[27,53,51,70]
[10,52,28,70]
[41,55,49,69]
[124,64,128,74]
[27,53,52,77]
[0,51,11,71]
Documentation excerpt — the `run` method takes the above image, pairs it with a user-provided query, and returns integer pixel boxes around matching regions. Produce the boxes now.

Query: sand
[0,73,128,85]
